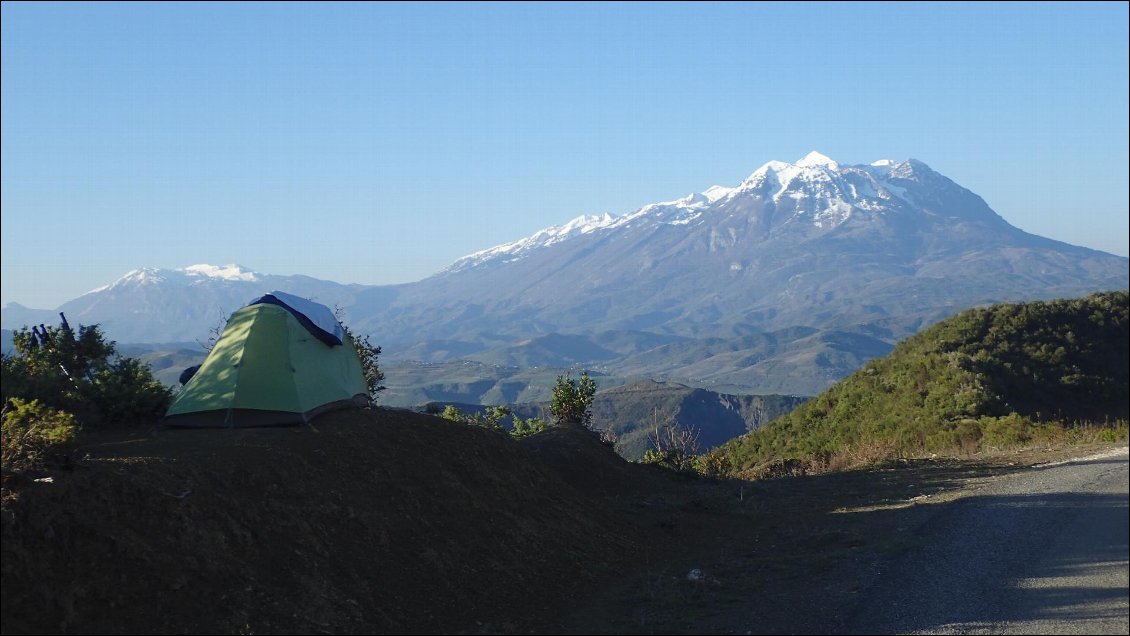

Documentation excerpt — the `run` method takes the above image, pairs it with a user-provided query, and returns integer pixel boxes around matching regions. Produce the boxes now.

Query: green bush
[341,323,386,402]
[979,413,1033,448]
[1,318,172,431]
[85,357,174,429]
[550,371,597,427]
[1,398,78,474]
[692,452,733,479]
[641,448,697,473]
[511,415,546,438]
[439,404,512,432]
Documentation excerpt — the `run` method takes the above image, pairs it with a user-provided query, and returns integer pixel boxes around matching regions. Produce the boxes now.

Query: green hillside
[716,291,1129,475]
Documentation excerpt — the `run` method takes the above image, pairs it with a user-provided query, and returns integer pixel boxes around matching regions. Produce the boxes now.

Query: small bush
[550,372,597,427]
[511,415,546,439]
[335,309,386,402]
[1,398,78,474]
[641,417,701,474]
[979,413,1033,448]
[439,405,511,432]
[691,451,733,479]
[2,318,172,431]
[85,358,173,429]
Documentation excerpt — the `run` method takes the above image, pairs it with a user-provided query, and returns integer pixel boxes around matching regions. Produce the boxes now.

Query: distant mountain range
[4,152,1126,397]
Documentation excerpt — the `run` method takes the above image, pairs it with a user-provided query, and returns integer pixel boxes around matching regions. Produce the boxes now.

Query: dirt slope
[3,407,1121,635]
[1,409,686,634]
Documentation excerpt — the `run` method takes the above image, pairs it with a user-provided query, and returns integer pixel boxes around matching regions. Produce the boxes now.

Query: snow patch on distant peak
[742,153,840,189]
[558,213,615,235]
[94,264,261,294]
[702,185,735,203]
[749,160,791,179]
[183,264,259,282]
[88,267,168,293]
[121,267,166,284]
[795,151,838,169]
[444,214,617,273]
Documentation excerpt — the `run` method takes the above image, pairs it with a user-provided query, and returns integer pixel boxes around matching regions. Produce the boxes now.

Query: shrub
[550,371,597,427]
[1,317,172,431]
[84,357,174,429]
[439,404,511,432]
[511,415,546,439]
[1,398,78,474]
[641,415,701,473]
[979,413,1033,448]
[692,451,733,479]
[340,323,386,402]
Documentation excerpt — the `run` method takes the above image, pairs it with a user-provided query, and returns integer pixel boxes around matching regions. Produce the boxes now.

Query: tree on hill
[550,371,597,427]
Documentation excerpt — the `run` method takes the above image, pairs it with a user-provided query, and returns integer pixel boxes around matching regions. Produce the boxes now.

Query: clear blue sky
[3,2,1127,308]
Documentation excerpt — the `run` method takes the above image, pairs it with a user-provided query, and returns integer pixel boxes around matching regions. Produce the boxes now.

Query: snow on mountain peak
[795,151,839,169]
[93,264,261,294]
[444,214,617,273]
[445,153,940,274]
[121,267,165,284]
[182,264,259,282]
[702,185,736,203]
[742,153,840,188]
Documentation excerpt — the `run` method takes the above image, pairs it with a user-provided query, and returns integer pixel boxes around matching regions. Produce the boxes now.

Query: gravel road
[844,447,1129,635]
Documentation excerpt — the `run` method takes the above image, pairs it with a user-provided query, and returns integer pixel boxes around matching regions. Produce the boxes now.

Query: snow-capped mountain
[28,264,364,344]
[86,264,261,295]
[3,152,1126,395]
[445,151,1011,275]
[369,152,1122,341]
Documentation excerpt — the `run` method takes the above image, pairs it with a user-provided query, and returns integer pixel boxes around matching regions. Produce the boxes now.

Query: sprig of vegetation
[436,404,547,438]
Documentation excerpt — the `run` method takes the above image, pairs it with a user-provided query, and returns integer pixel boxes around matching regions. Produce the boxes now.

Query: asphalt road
[845,447,1129,635]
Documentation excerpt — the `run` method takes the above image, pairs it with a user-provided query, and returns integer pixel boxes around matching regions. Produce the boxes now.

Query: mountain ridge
[4,153,1126,397]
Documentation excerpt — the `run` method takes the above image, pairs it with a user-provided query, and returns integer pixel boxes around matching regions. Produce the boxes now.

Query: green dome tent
[164,292,370,427]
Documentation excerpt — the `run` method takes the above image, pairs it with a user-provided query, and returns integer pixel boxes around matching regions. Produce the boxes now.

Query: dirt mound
[7,406,1114,635]
[517,422,671,495]
[0,409,673,634]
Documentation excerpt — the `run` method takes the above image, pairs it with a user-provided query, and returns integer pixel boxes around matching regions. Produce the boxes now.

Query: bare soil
[2,407,1119,635]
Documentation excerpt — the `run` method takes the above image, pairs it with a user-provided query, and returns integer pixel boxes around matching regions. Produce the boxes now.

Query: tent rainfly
[163,291,370,427]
